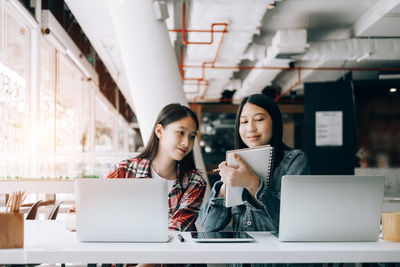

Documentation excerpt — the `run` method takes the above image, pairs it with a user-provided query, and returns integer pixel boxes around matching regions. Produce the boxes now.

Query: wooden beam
[278,104,304,114]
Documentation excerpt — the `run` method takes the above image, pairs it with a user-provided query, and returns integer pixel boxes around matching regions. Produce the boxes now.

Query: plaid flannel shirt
[101,157,207,231]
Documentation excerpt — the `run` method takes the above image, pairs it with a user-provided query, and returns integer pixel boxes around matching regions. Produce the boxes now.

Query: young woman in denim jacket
[199,94,310,236]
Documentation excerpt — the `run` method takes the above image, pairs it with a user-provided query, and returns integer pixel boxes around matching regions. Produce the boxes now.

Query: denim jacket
[199,149,310,233]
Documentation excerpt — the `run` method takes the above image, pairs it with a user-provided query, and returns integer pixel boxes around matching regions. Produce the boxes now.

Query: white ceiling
[65,0,400,106]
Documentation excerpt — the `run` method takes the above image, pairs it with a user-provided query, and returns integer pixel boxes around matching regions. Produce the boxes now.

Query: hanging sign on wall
[315,111,343,146]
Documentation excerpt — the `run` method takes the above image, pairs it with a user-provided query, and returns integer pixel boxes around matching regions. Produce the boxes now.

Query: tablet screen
[191,232,254,242]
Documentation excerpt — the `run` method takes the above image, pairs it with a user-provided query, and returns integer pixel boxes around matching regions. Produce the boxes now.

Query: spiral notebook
[225,145,274,207]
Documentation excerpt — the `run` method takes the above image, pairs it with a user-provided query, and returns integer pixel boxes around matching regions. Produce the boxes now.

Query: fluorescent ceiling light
[378,74,400,80]
[356,52,371,62]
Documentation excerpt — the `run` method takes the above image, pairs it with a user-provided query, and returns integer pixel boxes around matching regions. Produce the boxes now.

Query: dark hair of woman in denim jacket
[199,94,310,236]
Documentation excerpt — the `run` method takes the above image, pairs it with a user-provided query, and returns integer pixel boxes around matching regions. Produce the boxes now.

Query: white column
[105,0,186,144]
[105,0,208,188]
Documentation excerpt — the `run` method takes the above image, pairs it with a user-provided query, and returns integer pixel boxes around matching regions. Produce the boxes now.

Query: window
[0,4,31,178]
[94,93,114,153]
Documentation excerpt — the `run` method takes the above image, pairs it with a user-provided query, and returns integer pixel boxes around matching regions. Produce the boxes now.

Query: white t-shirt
[151,167,176,192]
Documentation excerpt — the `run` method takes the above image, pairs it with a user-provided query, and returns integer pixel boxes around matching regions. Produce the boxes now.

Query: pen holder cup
[0,212,24,248]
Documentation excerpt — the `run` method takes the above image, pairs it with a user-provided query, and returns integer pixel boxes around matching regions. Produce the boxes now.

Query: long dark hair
[138,103,199,182]
[234,94,290,170]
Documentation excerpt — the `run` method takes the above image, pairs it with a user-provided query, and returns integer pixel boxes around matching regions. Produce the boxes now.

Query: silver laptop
[279,175,384,242]
[75,178,169,242]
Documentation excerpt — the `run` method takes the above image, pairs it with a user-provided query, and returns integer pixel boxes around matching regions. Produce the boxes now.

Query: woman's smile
[177,147,187,154]
[247,135,261,142]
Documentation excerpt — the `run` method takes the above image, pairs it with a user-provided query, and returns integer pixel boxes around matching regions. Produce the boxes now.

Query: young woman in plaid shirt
[102,103,207,232]
[67,103,207,234]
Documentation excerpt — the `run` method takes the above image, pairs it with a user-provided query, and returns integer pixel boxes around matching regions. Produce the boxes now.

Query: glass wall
[56,54,87,154]
[94,93,114,153]
[0,2,31,178]
[38,37,56,154]
[0,1,138,180]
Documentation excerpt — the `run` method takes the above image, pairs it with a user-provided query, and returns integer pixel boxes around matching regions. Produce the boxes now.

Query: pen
[212,168,220,173]
[177,233,185,242]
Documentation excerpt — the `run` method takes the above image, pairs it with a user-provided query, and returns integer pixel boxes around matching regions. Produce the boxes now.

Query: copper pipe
[183,65,400,72]
[183,64,400,100]
[184,83,207,86]
[188,24,226,95]
[179,47,201,82]
[169,29,227,33]
[175,1,400,100]
[179,47,208,95]
[184,80,209,97]
[179,21,228,96]
[196,24,227,100]
[180,2,228,45]
[184,80,209,86]
[176,1,229,98]
[181,23,227,45]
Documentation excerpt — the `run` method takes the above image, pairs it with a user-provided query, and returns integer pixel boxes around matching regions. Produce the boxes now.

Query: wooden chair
[26,200,43,220]
[48,200,63,220]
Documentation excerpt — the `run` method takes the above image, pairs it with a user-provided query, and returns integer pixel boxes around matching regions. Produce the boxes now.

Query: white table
[1,221,400,264]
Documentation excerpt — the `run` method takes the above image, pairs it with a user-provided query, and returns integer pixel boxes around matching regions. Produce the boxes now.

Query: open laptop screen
[279,175,384,242]
[75,178,169,242]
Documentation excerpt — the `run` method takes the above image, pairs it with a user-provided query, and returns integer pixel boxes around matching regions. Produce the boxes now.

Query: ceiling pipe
[173,1,228,98]
[195,24,228,98]
[169,29,227,34]
[183,65,400,72]
[174,1,228,45]
[237,29,306,98]
[183,64,400,100]
[178,46,210,96]
[186,36,400,100]
[168,1,227,45]
[273,38,400,99]
[292,38,400,62]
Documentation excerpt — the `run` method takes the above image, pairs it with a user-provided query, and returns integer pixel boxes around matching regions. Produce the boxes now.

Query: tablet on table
[191,232,254,242]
